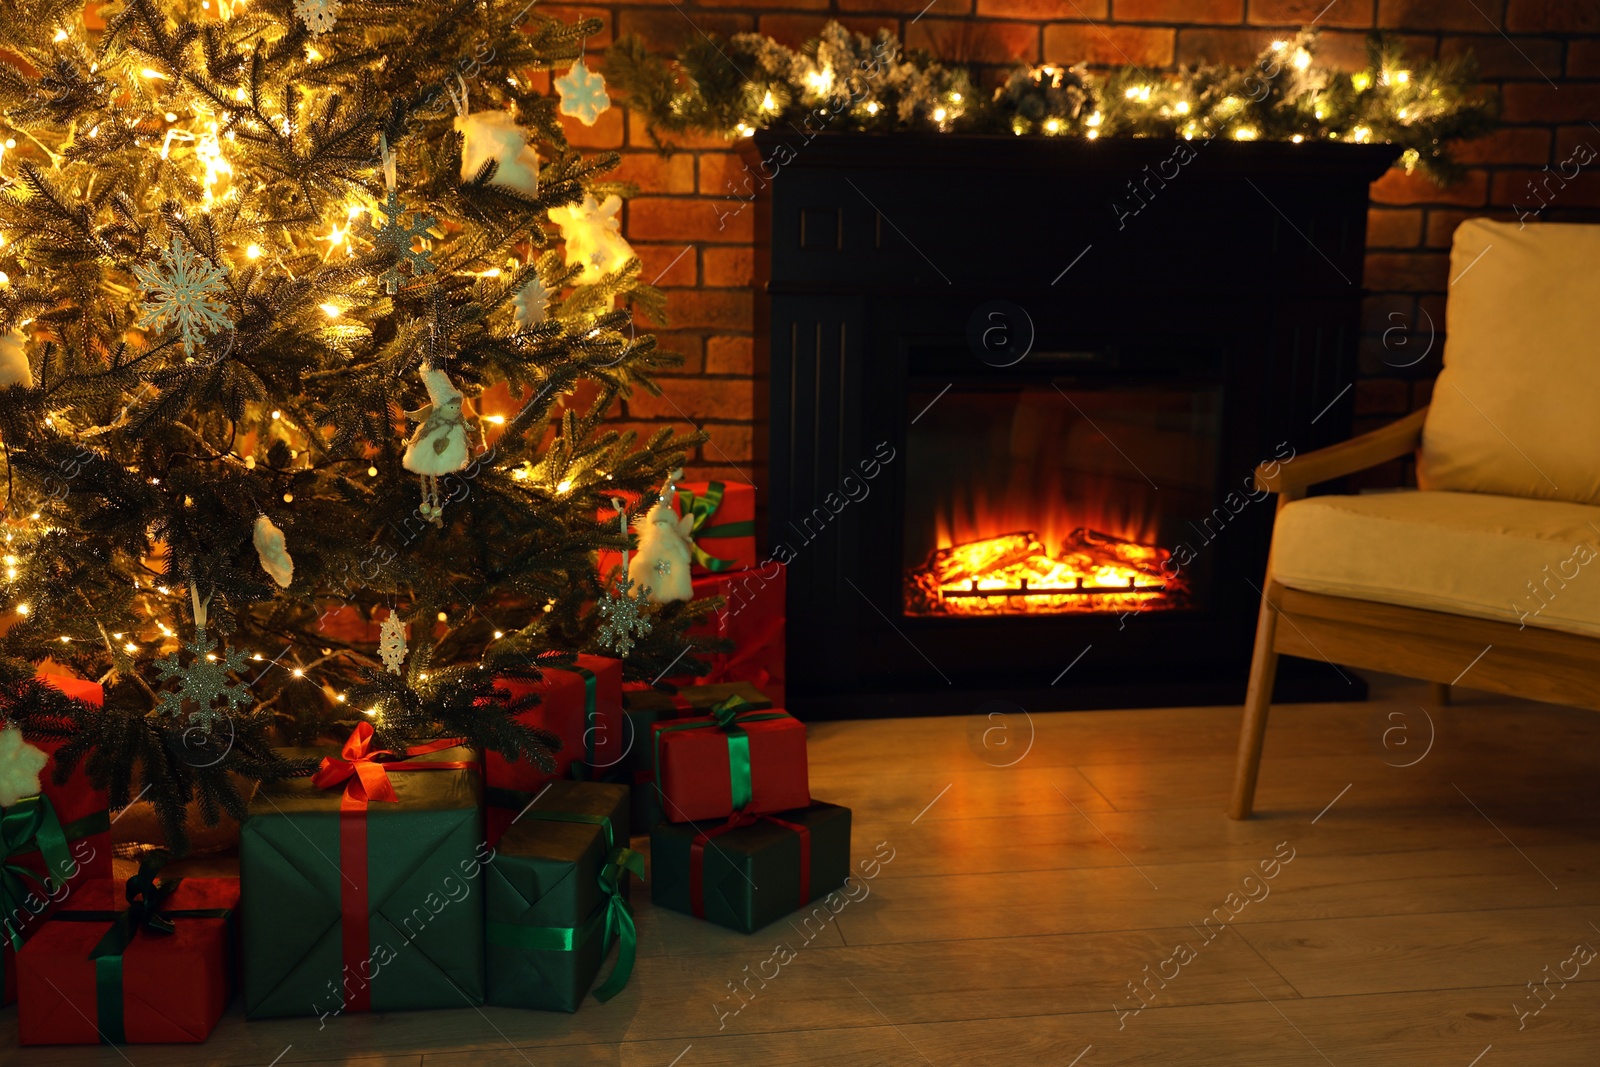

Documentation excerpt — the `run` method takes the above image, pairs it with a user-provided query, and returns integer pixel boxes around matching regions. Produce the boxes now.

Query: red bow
[312,722,466,804]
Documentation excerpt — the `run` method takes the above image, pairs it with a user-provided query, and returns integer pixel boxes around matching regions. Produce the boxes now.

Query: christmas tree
[0,0,712,850]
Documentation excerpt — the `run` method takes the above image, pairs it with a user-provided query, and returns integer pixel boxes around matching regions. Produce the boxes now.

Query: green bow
[674,482,753,573]
[0,794,74,952]
[592,845,645,1002]
[652,699,788,814]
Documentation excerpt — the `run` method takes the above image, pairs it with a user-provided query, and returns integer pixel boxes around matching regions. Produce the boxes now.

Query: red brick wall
[549,1,1600,487]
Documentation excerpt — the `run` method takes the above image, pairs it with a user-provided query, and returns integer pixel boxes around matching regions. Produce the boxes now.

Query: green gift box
[240,726,486,1019]
[618,683,774,835]
[650,802,851,934]
[485,781,641,1010]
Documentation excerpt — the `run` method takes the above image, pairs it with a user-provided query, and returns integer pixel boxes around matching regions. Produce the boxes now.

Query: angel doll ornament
[403,365,472,525]
[547,194,635,292]
[454,109,541,196]
[628,498,695,604]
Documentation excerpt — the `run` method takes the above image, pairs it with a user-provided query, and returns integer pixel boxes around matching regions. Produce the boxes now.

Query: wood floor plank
[804,762,1115,822]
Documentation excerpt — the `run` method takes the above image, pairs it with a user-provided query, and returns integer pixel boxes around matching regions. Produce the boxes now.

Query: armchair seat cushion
[1272,489,1600,637]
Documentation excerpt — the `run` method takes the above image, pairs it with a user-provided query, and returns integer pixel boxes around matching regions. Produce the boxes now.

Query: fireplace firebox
[744,133,1396,717]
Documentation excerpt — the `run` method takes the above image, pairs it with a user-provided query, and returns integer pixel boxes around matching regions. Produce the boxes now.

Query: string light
[246,243,262,259]
[53,28,67,41]
[865,102,880,115]
[556,478,573,494]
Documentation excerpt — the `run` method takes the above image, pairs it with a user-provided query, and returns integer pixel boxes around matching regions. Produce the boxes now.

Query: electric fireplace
[746,132,1396,717]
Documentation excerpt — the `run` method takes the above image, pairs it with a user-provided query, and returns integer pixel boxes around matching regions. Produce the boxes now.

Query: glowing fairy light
[53,29,67,41]
[1293,48,1312,71]
[556,478,573,494]
[246,243,262,259]
[1043,118,1061,134]
[761,90,777,112]
[865,102,880,115]
[1351,72,1372,92]
[804,67,833,96]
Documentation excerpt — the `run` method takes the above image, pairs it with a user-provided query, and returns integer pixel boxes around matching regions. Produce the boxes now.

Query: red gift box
[597,481,759,581]
[650,706,809,824]
[17,872,238,1044]
[669,564,786,706]
[3,674,113,1006]
[485,656,622,843]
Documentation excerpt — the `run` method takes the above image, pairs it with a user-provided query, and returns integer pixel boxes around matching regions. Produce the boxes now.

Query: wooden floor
[8,673,1600,1065]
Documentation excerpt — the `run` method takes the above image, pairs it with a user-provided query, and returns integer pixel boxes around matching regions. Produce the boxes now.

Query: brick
[628,378,753,420]
[1423,208,1474,248]
[980,0,1105,15]
[1493,167,1600,211]
[627,196,754,243]
[635,243,698,287]
[1364,251,1450,291]
[562,105,623,149]
[612,152,696,194]
[627,118,735,152]
[1308,31,1381,72]
[908,19,1040,65]
[1439,34,1562,80]
[1114,0,1242,20]
[1570,40,1600,77]
[648,332,706,373]
[1378,0,1487,32]
[1502,84,1600,124]
[655,288,754,330]
[1366,207,1422,248]
[701,424,755,464]
[840,0,972,12]
[1507,0,1600,33]
[700,153,753,197]
[1361,293,1414,334]
[1451,127,1552,167]
[1174,27,1277,67]
[706,335,755,374]
[1556,125,1600,163]
[1043,24,1174,68]
[1247,0,1375,29]
[1368,168,1488,207]
[703,246,754,287]
[1354,377,1411,417]
[540,7,612,47]
[683,464,754,485]
[758,15,896,47]
[615,11,754,50]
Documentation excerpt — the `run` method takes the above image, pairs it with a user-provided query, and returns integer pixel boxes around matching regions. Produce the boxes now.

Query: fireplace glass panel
[902,381,1221,617]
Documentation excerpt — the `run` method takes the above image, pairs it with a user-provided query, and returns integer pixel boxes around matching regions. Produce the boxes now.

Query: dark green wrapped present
[650,802,850,933]
[485,780,641,1010]
[618,683,773,835]
[240,726,486,1019]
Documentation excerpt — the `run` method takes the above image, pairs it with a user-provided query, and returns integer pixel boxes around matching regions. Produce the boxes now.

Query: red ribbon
[689,811,811,920]
[313,723,470,1013]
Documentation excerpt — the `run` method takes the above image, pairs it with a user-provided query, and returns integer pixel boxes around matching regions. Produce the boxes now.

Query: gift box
[240,725,486,1018]
[485,656,623,845]
[597,481,758,581]
[484,781,641,1011]
[650,802,851,933]
[17,863,237,1044]
[3,674,114,1006]
[620,682,773,834]
[668,565,786,706]
[650,701,808,825]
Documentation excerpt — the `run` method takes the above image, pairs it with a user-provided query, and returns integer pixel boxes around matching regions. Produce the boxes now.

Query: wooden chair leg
[1430,681,1452,706]
[1230,586,1282,820]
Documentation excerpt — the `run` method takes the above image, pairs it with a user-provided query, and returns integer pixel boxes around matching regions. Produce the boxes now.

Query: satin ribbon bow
[310,721,411,803]
[674,482,751,573]
[0,794,73,951]
[708,694,755,728]
[592,845,645,1002]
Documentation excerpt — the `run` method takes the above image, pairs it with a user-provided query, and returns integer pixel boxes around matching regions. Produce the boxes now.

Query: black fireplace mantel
[739,132,1399,718]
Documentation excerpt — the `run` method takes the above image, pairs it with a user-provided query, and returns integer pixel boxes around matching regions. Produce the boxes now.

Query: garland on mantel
[604,24,1497,183]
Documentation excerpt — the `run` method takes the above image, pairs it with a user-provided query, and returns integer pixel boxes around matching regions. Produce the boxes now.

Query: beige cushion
[1418,219,1600,506]
[1272,490,1600,637]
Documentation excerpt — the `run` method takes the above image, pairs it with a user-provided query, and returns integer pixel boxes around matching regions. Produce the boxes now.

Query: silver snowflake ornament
[378,610,408,675]
[133,236,231,354]
[294,0,341,35]
[555,59,611,127]
[654,558,672,577]
[597,576,652,657]
[152,625,253,734]
[363,188,438,295]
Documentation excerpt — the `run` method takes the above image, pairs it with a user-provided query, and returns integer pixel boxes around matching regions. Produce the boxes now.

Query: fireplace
[745,133,1395,717]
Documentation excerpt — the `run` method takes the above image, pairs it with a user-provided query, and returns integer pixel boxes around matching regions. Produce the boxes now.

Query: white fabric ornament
[294,0,341,35]
[0,723,50,807]
[547,194,635,284]
[404,365,472,524]
[454,110,540,196]
[555,59,611,126]
[0,327,32,388]
[252,513,294,588]
[628,499,695,604]
[378,610,408,674]
[512,275,549,329]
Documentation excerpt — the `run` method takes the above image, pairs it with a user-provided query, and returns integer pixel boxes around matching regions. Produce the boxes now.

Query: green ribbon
[1,794,81,952]
[674,482,754,573]
[487,808,645,1004]
[566,664,600,781]
[651,698,789,817]
[51,857,233,1044]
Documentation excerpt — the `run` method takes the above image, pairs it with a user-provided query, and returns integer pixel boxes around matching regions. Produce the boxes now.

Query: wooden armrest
[1255,407,1427,496]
